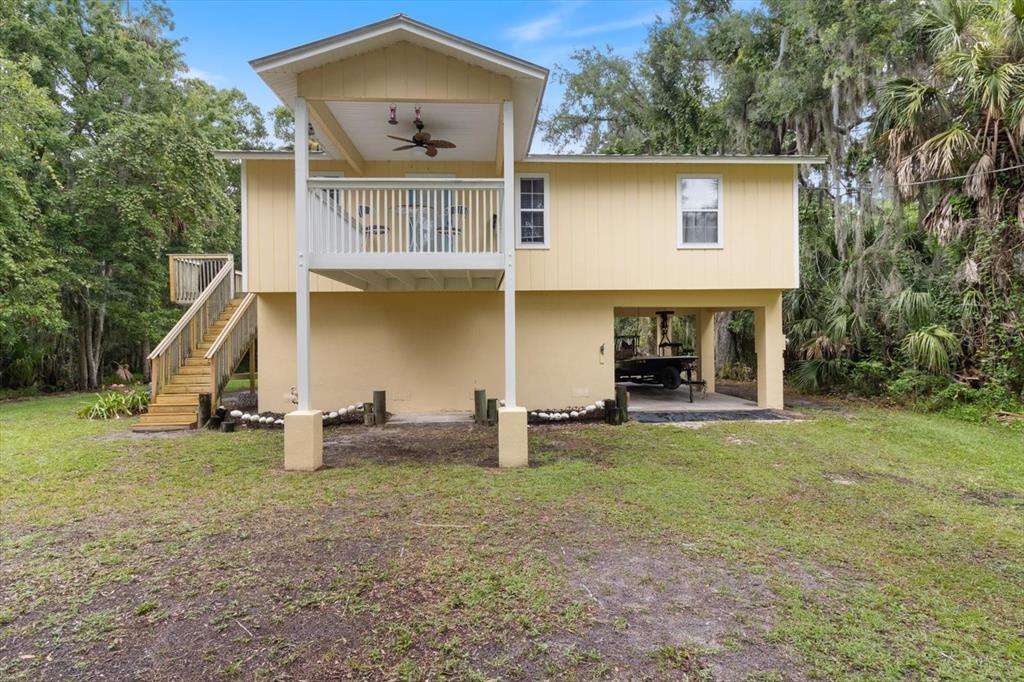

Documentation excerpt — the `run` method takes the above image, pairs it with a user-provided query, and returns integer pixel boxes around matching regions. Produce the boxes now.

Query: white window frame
[514,172,550,249]
[676,173,724,249]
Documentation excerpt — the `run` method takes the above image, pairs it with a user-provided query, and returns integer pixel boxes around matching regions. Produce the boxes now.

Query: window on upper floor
[516,174,549,248]
[677,175,723,248]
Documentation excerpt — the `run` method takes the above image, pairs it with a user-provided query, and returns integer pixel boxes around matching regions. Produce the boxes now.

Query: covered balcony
[308,176,505,291]
[248,15,546,294]
[246,14,548,468]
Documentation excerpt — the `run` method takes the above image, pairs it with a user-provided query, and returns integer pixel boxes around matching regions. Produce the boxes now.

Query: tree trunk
[142,338,151,383]
[88,304,105,388]
[77,296,106,389]
[77,319,89,390]
[831,149,845,259]
[81,303,94,388]
[714,311,736,372]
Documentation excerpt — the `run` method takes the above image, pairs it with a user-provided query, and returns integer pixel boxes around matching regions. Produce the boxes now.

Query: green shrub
[848,360,889,396]
[792,358,852,393]
[926,382,1024,423]
[886,369,951,402]
[77,386,150,419]
[719,361,753,381]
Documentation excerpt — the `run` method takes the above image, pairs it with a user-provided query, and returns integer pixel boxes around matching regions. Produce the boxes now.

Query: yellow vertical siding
[245,159,797,293]
[513,162,796,291]
[245,159,498,293]
[297,41,512,102]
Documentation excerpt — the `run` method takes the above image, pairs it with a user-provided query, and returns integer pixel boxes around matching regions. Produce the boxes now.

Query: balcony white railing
[307,178,504,265]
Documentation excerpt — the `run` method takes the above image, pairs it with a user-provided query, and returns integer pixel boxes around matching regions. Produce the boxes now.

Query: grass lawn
[1,395,1022,680]
[223,375,256,393]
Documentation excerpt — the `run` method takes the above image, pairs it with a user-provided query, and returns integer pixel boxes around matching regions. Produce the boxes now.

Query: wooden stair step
[177,366,210,375]
[137,414,197,427]
[161,385,205,395]
[147,404,199,415]
[152,395,199,406]
[167,383,211,391]
[184,357,211,367]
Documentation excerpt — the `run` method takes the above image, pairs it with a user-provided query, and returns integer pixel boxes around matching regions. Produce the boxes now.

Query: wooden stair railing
[168,253,234,305]
[148,256,235,401]
[204,292,257,408]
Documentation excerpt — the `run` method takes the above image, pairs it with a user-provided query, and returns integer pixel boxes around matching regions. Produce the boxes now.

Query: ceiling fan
[387,107,456,157]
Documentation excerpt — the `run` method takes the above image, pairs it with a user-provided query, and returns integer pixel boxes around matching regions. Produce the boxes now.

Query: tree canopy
[551,0,1023,404]
[1,0,1020,411]
[0,0,273,390]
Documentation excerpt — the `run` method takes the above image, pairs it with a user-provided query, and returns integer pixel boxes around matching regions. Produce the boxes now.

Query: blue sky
[166,0,674,151]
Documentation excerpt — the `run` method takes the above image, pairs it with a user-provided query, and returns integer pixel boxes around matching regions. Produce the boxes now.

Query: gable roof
[250,14,548,159]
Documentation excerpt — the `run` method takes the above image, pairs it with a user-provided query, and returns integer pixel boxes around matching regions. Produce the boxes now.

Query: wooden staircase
[135,295,245,431]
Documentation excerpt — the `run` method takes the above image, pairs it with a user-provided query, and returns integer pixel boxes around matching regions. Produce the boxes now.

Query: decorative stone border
[528,400,609,425]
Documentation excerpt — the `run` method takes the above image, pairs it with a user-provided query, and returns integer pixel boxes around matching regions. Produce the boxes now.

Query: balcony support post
[498,99,527,468]
[755,292,785,410]
[698,309,716,393]
[285,95,322,472]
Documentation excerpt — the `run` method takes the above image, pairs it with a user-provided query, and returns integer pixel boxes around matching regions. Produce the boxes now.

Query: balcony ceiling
[318,268,503,292]
[326,101,498,162]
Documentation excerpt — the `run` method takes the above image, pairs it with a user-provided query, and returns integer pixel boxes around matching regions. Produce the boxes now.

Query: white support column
[285,96,322,472]
[240,160,248,292]
[499,99,527,468]
[293,96,311,411]
[501,99,516,407]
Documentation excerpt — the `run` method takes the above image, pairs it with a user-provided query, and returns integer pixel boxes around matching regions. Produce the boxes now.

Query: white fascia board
[213,150,327,160]
[523,154,827,165]
[250,15,547,81]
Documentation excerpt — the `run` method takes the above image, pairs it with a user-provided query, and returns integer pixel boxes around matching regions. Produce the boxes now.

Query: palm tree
[874,0,1023,265]
[873,0,1023,384]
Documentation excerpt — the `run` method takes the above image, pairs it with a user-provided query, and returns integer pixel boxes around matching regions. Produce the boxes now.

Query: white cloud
[182,66,224,85]
[505,2,580,42]
[506,3,664,44]
[564,11,663,38]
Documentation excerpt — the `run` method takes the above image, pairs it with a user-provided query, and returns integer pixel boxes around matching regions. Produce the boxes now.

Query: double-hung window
[677,175,723,248]
[515,174,549,248]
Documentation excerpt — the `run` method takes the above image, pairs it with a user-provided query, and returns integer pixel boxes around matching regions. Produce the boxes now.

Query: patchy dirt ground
[5,394,1022,680]
[2,424,807,681]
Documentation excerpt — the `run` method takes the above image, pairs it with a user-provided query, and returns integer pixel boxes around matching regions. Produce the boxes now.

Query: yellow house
[140,15,823,469]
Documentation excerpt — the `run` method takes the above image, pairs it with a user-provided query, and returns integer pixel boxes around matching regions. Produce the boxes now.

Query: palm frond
[901,324,961,373]
[919,122,977,176]
[970,60,1023,116]
[965,153,994,199]
[792,358,851,393]
[923,193,964,244]
[890,290,937,329]
[873,79,940,138]
[918,0,979,54]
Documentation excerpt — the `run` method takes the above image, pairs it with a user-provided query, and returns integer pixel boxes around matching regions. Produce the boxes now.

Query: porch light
[388,103,398,125]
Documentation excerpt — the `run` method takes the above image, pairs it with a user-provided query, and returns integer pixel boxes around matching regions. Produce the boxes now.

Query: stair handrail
[204,292,257,407]
[168,253,234,305]
[148,256,235,400]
